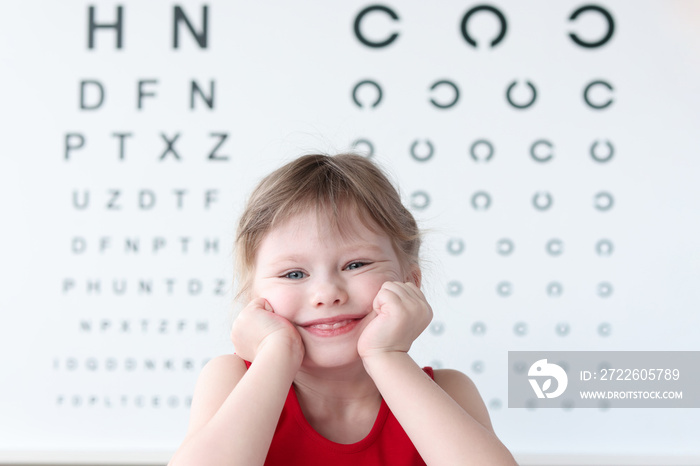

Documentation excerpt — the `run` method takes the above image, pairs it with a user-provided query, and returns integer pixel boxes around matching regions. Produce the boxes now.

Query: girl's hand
[357,281,433,360]
[230,298,305,366]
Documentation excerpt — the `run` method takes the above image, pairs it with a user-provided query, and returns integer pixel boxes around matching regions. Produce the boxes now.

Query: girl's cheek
[266,289,299,316]
[355,278,384,301]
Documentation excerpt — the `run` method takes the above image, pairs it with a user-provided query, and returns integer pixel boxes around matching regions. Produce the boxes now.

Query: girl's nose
[311,277,348,308]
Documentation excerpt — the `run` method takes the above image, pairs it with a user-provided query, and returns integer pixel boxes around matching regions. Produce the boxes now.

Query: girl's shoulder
[432,368,472,386]
[432,368,495,434]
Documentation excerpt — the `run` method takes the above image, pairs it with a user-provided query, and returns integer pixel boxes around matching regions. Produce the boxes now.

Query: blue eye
[346,262,367,270]
[284,270,306,280]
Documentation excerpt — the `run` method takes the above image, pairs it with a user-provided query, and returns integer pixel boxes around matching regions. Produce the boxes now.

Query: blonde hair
[234,153,421,302]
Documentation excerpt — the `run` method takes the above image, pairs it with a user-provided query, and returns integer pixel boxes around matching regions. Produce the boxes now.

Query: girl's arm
[168,299,304,466]
[358,282,517,465]
[363,353,517,465]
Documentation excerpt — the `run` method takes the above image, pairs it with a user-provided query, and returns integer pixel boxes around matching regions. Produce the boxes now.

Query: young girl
[169,153,516,465]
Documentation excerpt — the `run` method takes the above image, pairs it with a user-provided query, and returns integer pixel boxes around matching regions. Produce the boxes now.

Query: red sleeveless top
[244,360,431,465]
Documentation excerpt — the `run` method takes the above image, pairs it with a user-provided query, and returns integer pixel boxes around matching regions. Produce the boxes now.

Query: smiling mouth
[299,317,363,337]
[306,319,356,330]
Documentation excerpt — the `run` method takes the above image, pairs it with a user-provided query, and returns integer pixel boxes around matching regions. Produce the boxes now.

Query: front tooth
[313,320,349,329]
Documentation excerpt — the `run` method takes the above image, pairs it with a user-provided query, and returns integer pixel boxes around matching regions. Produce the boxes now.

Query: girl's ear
[407,265,422,288]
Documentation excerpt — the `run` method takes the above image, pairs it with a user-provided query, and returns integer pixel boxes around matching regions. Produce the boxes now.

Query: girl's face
[251,208,410,369]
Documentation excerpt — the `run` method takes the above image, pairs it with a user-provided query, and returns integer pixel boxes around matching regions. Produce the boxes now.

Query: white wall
[1,1,699,463]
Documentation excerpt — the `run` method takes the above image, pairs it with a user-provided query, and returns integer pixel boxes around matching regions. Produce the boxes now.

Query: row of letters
[53,357,210,372]
[72,78,614,112]
[59,277,615,298]
[64,132,229,161]
[56,394,193,409]
[65,189,615,212]
[62,278,228,296]
[71,236,222,255]
[63,133,615,163]
[83,4,615,50]
[78,319,210,334]
[67,236,615,257]
[70,189,220,210]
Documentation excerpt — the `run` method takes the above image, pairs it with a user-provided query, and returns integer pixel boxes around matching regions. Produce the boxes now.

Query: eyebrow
[347,243,385,256]
[270,254,306,264]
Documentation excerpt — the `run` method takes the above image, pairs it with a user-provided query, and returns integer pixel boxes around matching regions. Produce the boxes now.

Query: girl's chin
[300,346,362,370]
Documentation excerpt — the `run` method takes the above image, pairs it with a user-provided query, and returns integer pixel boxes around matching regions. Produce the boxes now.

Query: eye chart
[1,1,699,464]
